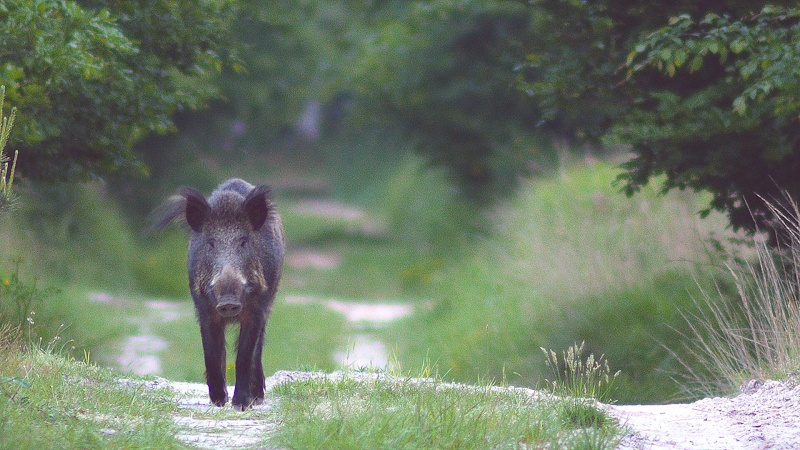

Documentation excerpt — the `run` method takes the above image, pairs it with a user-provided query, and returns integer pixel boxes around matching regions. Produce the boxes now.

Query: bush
[369,153,478,253]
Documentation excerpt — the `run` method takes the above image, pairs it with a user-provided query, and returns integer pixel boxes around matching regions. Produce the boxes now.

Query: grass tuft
[542,341,620,403]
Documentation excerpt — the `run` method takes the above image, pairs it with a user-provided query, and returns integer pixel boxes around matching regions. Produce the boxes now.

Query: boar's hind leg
[232,314,267,411]
[200,320,228,406]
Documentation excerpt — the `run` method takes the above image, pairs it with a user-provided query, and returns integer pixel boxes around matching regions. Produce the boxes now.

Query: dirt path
[612,380,800,449]
[144,373,800,449]
[101,288,800,449]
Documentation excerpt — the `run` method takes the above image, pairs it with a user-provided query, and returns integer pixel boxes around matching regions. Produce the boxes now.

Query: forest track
[137,373,800,449]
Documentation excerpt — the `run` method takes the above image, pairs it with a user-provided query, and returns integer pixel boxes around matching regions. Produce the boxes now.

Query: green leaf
[733,96,747,115]
[674,49,687,67]
[0,376,32,389]
[730,39,747,54]
[689,56,703,72]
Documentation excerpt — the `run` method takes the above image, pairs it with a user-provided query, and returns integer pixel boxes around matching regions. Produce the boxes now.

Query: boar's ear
[181,187,209,232]
[243,185,272,231]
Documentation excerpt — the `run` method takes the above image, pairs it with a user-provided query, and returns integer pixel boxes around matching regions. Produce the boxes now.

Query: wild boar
[152,178,285,410]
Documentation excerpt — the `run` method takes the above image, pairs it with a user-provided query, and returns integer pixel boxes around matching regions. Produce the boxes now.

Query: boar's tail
[147,193,187,233]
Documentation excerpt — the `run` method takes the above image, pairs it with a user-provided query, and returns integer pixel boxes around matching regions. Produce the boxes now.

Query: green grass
[391,161,734,403]
[0,329,183,449]
[0,269,135,363]
[267,370,623,450]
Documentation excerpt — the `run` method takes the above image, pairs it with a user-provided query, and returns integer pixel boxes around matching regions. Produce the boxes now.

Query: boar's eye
[240,237,249,248]
[207,238,216,249]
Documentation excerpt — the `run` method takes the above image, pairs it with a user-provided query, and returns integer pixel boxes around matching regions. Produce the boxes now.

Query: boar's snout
[211,267,247,318]
[216,296,242,317]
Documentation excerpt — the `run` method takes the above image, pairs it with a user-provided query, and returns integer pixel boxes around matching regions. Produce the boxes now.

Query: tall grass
[543,341,620,403]
[365,153,477,254]
[677,196,800,397]
[393,160,733,403]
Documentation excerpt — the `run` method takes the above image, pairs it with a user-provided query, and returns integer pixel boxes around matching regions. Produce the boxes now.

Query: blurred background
[2,0,799,405]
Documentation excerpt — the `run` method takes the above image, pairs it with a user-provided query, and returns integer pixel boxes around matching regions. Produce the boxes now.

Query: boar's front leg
[200,319,228,406]
[232,312,267,410]
[249,327,267,404]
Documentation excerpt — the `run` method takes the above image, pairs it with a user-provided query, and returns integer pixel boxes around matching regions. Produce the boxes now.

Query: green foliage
[0,261,55,333]
[614,5,800,236]
[0,261,129,360]
[142,0,549,202]
[518,1,800,237]
[0,0,237,181]
[368,153,477,253]
[518,0,785,140]
[18,182,139,288]
[344,0,541,193]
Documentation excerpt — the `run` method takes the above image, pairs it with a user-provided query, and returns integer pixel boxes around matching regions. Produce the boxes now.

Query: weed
[542,342,620,403]
[542,342,621,447]
[0,260,56,333]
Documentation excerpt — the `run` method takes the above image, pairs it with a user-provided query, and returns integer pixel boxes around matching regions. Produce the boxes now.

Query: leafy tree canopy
[519,1,800,236]
[615,5,800,235]
[0,0,237,181]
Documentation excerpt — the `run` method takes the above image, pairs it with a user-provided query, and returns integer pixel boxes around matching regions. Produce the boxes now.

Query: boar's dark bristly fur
[152,178,285,410]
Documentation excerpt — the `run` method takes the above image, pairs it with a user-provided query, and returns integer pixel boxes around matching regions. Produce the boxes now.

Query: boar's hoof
[232,400,250,411]
[232,394,256,411]
[211,395,228,407]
